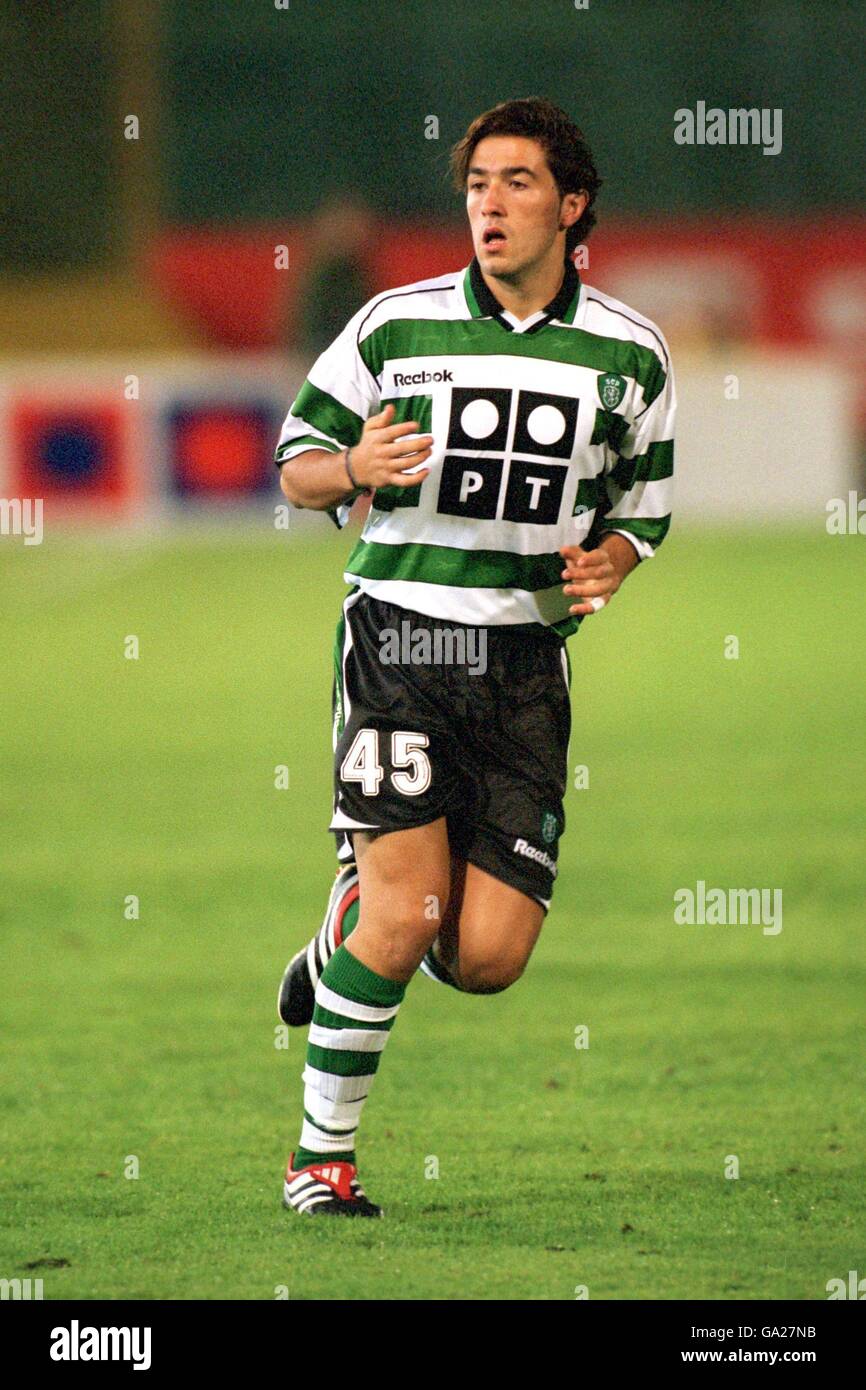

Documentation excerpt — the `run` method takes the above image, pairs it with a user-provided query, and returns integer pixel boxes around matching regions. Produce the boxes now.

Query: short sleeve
[599,350,676,561]
[274,300,383,527]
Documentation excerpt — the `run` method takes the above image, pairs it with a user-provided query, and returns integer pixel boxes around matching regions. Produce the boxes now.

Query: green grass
[1,522,864,1300]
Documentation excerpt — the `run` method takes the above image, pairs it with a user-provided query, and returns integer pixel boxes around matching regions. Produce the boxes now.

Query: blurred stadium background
[1,0,864,518]
[2,0,865,1300]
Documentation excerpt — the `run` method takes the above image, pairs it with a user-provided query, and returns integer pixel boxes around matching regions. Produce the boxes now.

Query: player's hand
[560,544,621,615]
[349,403,434,490]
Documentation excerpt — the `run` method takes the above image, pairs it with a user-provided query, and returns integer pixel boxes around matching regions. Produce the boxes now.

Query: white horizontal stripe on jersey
[346,575,575,628]
[363,498,597,560]
[278,427,343,459]
[380,350,636,418]
[604,475,673,519]
[356,272,467,348]
[578,286,672,374]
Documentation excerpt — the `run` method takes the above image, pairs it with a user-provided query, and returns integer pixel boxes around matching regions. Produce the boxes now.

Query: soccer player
[274,97,675,1217]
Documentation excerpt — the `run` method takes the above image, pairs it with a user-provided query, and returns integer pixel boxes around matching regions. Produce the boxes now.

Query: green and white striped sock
[294,944,406,1170]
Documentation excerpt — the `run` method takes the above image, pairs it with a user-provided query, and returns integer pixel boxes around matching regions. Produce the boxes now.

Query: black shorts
[329,590,571,910]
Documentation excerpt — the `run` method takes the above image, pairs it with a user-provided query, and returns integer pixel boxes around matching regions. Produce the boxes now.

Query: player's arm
[562,343,676,615]
[279,404,433,511]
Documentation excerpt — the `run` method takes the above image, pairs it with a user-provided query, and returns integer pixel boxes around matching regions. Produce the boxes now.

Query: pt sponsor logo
[438,386,579,525]
[513,837,557,878]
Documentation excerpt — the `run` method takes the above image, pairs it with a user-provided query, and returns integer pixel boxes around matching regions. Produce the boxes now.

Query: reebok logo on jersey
[392,369,453,386]
[513,838,558,878]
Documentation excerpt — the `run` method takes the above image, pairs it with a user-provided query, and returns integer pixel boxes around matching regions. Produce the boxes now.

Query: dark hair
[450,96,602,255]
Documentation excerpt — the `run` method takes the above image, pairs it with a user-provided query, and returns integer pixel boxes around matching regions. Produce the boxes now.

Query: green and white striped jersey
[275,257,675,635]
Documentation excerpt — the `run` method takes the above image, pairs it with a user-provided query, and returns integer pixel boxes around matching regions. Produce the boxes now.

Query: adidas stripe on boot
[282,1153,382,1218]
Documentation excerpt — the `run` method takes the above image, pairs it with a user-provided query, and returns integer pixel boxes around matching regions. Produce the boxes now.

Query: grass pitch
[1,521,864,1300]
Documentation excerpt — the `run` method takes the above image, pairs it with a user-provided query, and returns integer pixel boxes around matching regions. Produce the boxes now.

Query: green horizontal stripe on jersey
[360,318,667,404]
[590,407,631,452]
[290,380,365,447]
[574,476,604,514]
[380,393,433,430]
[369,490,420,512]
[369,394,432,512]
[608,439,674,491]
[345,538,567,591]
[600,515,671,547]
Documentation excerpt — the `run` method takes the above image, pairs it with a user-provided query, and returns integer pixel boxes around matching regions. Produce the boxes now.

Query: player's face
[466,135,571,281]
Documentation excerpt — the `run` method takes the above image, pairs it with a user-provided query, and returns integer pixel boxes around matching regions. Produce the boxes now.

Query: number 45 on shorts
[340,729,431,797]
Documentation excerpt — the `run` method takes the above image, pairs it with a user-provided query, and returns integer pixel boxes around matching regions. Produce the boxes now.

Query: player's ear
[559,189,588,231]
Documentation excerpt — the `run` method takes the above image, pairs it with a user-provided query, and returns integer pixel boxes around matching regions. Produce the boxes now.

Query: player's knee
[459,952,528,995]
[356,885,448,973]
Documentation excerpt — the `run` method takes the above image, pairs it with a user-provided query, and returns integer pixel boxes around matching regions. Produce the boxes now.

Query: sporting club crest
[597,372,626,410]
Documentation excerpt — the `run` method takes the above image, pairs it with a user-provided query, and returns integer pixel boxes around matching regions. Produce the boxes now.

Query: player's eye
[510,180,527,189]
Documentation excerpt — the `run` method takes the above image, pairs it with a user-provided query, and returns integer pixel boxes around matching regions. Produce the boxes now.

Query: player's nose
[479,182,505,216]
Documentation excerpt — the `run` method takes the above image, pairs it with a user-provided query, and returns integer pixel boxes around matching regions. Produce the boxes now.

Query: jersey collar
[464,255,580,334]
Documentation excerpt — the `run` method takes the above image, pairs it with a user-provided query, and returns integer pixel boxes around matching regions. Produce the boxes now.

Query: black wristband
[344,447,371,496]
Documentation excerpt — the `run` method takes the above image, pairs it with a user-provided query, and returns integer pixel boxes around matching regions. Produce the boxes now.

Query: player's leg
[283,591,461,1216]
[347,821,450,978]
[277,584,366,1026]
[427,621,570,993]
[434,860,545,993]
[280,840,464,1016]
[283,820,449,1217]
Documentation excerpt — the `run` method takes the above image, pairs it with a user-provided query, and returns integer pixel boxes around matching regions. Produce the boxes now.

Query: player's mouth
[481,227,507,249]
